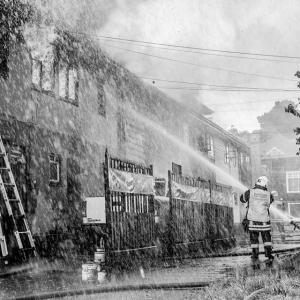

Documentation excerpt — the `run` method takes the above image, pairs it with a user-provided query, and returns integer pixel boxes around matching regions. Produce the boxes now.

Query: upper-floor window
[246,156,250,164]
[224,146,229,164]
[183,124,189,145]
[49,153,62,186]
[230,150,236,166]
[59,62,78,104]
[286,171,300,193]
[0,32,9,79]
[239,152,244,164]
[206,135,214,158]
[31,58,54,92]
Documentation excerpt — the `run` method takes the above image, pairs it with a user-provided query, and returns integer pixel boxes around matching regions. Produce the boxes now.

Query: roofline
[188,109,250,149]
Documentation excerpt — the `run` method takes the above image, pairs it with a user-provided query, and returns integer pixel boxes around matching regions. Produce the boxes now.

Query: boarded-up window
[59,63,67,98]
[59,62,78,104]
[68,67,77,100]
[41,58,53,91]
[32,59,42,88]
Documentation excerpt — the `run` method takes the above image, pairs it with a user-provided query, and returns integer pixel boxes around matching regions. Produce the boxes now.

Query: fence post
[167,170,175,259]
[104,148,112,278]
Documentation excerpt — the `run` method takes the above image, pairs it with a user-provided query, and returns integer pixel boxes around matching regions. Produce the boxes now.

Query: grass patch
[197,268,300,299]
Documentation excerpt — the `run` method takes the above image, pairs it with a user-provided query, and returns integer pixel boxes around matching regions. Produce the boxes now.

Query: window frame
[58,61,79,106]
[286,171,300,193]
[49,153,62,186]
[31,58,42,90]
[239,152,244,164]
[206,135,214,158]
[224,145,229,164]
[230,150,237,166]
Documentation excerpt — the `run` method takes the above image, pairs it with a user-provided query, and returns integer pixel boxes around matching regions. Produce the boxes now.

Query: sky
[32,0,300,132]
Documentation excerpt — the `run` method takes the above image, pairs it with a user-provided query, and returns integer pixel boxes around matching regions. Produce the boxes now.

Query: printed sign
[109,169,155,194]
[83,197,106,224]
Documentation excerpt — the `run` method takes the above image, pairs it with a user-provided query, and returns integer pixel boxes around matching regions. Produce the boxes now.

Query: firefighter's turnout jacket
[240,185,274,231]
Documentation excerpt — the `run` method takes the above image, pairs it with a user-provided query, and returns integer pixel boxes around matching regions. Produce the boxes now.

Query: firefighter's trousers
[249,230,272,249]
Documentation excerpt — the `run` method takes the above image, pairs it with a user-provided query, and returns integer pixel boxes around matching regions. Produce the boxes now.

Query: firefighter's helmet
[256,176,268,188]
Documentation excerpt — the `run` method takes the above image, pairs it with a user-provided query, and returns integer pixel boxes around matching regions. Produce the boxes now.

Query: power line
[91,36,300,64]
[96,41,299,83]
[157,86,300,92]
[140,76,297,91]
[205,97,297,107]
[71,31,300,61]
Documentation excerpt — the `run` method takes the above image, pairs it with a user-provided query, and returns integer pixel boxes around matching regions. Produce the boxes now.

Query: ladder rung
[4,183,15,186]
[8,199,20,202]
[18,231,30,234]
[0,168,10,171]
[0,153,5,157]
[22,247,35,251]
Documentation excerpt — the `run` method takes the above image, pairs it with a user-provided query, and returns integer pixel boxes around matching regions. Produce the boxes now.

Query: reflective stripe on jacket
[247,188,271,222]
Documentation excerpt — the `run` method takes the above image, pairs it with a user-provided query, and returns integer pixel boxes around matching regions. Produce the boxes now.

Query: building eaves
[188,108,250,150]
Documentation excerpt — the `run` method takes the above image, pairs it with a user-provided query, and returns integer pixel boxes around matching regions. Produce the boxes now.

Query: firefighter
[240,176,274,261]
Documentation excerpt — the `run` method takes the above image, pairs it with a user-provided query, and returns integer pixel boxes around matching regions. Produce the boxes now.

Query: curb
[5,281,210,300]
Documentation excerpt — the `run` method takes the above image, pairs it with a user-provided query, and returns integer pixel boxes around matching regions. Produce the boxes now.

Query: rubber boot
[265,246,274,260]
[251,248,260,270]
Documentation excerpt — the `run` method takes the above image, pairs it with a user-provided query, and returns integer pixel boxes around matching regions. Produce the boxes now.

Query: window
[224,146,229,163]
[172,163,182,175]
[246,156,250,164]
[229,150,236,166]
[286,171,300,193]
[32,59,42,88]
[0,32,9,79]
[239,152,244,164]
[49,154,61,185]
[183,124,189,145]
[31,58,53,92]
[206,135,214,158]
[59,62,78,104]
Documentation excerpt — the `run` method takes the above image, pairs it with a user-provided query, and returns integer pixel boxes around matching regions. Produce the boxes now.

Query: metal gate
[167,171,234,257]
[103,149,156,271]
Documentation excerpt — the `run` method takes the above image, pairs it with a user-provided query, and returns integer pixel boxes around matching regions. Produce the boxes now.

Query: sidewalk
[1,243,300,300]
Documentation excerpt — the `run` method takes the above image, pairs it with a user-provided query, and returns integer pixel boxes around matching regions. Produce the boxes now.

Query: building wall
[262,156,300,217]
[0,28,251,238]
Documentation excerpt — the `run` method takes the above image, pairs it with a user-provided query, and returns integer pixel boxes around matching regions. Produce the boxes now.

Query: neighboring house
[261,135,300,217]
[0,22,251,255]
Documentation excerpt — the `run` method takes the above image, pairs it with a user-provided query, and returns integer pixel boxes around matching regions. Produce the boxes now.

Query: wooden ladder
[0,135,36,262]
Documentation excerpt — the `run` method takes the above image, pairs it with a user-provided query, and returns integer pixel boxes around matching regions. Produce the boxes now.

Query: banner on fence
[171,181,210,202]
[109,169,155,194]
[211,187,232,207]
[171,181,232,206]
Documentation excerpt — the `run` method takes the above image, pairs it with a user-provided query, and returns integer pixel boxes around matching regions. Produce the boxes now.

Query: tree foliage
[257,100,299,139]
